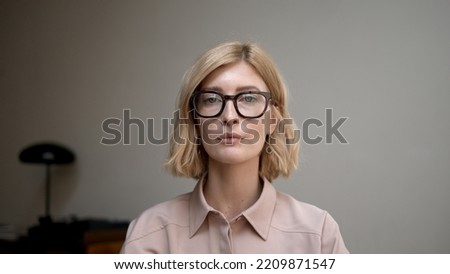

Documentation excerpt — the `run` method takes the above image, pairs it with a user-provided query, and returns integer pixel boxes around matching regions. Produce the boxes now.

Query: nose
[221,99,239,125]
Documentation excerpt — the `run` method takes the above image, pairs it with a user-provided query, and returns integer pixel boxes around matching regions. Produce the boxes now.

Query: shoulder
[124,192,191,242]
[272,190,334,235]
[273,190,349,253]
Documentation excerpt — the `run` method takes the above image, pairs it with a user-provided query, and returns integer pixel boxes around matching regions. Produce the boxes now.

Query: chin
[213,157,255,166]
[207,148,261,165]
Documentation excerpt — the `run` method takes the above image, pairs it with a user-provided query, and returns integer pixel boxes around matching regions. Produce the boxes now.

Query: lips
[218,133,243,144]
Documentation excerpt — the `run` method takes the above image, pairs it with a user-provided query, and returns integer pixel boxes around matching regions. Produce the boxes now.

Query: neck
[203,157,262,220]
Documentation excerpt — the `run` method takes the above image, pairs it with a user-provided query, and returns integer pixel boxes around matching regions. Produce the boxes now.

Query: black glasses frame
[192,90,272,118]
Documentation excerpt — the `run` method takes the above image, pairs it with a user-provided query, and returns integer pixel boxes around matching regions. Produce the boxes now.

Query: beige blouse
[121,177,348,253]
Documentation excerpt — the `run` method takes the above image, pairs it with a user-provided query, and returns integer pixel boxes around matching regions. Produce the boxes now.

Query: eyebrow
[201,85,263,92]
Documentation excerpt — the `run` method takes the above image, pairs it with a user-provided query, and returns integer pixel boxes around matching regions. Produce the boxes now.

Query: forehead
[200,61,268,93]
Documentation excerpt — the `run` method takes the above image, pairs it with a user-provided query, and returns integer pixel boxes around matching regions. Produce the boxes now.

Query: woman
[121,41,348,253]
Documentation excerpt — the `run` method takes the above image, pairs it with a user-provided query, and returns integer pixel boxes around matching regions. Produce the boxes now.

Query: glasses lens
[236,93,267,117]
[193,92,269,118]
[194,92,223,117]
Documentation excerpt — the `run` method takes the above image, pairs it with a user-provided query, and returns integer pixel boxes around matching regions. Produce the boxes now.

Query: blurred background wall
[1,0,449,253]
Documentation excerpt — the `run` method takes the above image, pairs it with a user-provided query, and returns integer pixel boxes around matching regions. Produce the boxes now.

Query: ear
[193,118,199,134]
[265,105,279,136]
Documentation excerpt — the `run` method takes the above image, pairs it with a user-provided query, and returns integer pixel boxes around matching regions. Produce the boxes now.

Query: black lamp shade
[19,143,75,165]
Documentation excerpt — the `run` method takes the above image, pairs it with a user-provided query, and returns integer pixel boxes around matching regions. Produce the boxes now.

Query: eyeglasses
[192,90,272,118]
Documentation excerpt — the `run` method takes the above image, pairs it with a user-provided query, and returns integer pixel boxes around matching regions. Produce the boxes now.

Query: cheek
[240,120,268,146]
[197,118,223,141]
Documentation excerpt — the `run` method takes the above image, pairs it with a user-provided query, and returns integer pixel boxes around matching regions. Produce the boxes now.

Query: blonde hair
[165,41,299,181]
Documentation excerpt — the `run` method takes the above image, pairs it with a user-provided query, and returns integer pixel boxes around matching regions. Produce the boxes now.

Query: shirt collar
[242,177,277,240]
[189,176,277,240]
[189,175,213,238]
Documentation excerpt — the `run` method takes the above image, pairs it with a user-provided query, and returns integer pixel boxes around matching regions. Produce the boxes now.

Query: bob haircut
[166,41,299,181]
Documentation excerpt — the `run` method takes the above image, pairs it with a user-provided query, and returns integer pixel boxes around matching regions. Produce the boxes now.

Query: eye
[206,97,219,104]
[240,94,258,103]
[201,93,222,105]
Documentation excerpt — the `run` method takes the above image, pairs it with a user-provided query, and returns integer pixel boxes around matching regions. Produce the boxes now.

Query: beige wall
[1,0,450,253]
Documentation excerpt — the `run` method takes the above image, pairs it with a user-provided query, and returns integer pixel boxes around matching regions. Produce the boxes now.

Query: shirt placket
[208,211,233,253]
